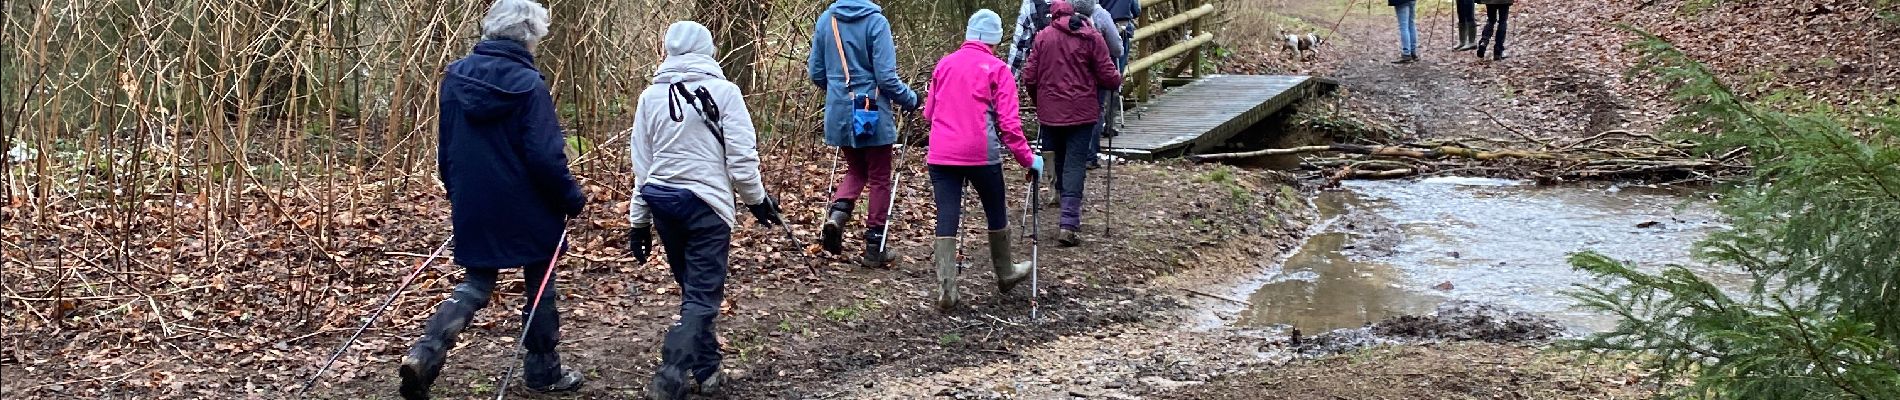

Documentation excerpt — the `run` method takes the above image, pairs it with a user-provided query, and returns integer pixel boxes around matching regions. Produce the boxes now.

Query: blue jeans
[929,164,1010,237]
[642,184,732,383]
[1395,2,1418,56]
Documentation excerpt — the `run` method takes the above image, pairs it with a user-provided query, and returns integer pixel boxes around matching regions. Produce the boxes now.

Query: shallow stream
[1234,177,1747,333]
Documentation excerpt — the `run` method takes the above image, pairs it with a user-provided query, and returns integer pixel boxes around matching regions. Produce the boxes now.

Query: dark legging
[643,184,733,382]
[414,263,565,386]
[1455,0,1475,25]
[1480,4,1510,55]
[929,164,1010,237]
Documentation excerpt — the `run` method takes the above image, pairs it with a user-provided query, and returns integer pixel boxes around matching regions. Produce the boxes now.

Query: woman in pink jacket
[923,9,1045,311]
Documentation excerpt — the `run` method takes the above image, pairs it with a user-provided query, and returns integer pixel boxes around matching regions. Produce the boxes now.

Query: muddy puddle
[1231,177,1745,334]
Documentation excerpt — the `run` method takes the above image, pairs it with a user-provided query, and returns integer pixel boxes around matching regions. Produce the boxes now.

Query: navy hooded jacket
[437,39,586,268]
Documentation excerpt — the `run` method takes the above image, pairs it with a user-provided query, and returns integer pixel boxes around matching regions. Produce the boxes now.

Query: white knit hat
[966,9,1004,45]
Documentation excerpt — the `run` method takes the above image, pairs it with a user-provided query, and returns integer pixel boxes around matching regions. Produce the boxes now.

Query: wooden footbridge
[1105,0,1328,159]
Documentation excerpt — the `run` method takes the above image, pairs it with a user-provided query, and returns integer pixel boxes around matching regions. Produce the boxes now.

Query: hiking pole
[1028,172,1042,322]
[1103,126,1117,238]
[299,236,452,397]
[493,230,568,400]
[777,217,819,276]
[875,111,917,262]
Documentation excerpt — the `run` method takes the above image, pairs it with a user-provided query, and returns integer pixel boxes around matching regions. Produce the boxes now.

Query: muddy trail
[5,0,1702,399]
[285,160,1312,399]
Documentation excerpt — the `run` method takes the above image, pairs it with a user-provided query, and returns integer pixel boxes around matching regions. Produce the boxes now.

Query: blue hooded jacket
[807,0,921,148]
[437,39,585,268]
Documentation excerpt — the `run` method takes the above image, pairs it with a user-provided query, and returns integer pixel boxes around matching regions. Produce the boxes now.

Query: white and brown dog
[1281,31,1323,61]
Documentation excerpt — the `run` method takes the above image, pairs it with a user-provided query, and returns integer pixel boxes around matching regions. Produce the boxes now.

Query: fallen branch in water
[1199,140,1747,183]
[1182,288,1250,305]
[1189,144,1560,162]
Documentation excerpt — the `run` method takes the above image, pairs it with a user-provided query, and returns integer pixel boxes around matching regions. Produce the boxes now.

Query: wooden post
[1189,0,1205,78]
[1134,3,1157,103]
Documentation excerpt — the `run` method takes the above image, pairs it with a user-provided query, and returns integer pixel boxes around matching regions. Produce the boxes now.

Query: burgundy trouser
[833,145,894,228]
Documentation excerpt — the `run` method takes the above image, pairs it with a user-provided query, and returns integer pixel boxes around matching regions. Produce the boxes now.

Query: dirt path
[272,161,1308,399]
[1225,0,1652,144]
[2,1,1676,398]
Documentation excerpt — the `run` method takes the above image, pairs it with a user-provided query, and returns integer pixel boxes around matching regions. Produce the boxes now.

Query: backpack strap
[668,82,728,153]
[830,15,876,111]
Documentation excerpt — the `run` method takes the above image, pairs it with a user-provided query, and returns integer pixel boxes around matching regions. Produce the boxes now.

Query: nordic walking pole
[876,110,917,262]
[1028,171,1042,321]
[1104,121,1117,238]
[299,236,452,396]
[493,230,568,399]
[777,215,819,276]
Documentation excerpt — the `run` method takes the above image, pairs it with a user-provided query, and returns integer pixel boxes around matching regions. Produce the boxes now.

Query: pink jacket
[924,41,1037,168]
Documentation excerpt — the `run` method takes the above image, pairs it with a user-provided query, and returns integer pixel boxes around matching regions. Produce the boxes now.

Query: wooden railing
[1128,0,1218,102]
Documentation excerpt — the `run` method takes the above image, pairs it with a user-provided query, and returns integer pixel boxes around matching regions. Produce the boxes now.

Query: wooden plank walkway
[1109,75,1316,159]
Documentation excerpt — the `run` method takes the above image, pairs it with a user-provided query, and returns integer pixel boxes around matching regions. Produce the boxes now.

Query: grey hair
[1071,0,1100,16]
[480,0,551,46]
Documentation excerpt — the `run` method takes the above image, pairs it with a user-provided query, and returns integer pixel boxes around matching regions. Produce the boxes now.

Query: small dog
[1280,31,1322,61]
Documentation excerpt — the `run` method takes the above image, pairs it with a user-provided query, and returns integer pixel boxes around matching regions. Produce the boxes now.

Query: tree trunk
[697,0,767,92]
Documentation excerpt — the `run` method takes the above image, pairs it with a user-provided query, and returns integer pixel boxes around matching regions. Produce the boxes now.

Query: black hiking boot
[644,367,689,400]
[1391,54,1417,64]
[821,200,852,254]
[524,365,586,394]
[860,227,896,269]
[398,294,481,400]
[397,352,443,400]
[1055,228,1082,247]
[693,369,728,396]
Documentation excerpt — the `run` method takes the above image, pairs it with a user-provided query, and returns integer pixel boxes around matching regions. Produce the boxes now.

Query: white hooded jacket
[629,22,768,229]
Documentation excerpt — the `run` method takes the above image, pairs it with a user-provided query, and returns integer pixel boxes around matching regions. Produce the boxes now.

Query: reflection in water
[1239,231,1441,331]
[1240,178,1738,333]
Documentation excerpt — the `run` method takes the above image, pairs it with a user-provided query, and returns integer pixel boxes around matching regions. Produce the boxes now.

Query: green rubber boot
[989,230,1032,293]
[933,237,960,311]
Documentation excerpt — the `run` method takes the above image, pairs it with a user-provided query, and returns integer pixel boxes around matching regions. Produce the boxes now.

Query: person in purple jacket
[1022,0,1122,247]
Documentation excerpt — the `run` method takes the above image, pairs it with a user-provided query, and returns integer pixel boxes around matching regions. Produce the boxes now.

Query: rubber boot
[398,288,486,400]
[932,237,960,311]
[989,230,1032,293]
[860,227,895,268]
[1451,22,1475,51]
[821,199,853,254]
[1463,22,1479,51]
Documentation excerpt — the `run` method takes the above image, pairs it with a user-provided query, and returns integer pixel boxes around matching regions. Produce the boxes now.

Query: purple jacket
[1022,1,1123,127]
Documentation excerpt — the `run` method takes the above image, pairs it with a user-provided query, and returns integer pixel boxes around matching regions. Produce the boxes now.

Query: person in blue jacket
[398,0,585,397]
[807,0,923,268]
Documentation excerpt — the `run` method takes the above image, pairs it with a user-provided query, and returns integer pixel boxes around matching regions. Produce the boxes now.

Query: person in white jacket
[626,21,782,400]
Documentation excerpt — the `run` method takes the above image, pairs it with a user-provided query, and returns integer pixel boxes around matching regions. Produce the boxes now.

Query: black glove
[748,195,784,227]
[628,226,653,263]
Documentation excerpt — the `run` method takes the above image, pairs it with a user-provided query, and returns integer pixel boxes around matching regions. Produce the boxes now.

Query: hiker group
[390,0,1137,398]
[1389,0,1512,63]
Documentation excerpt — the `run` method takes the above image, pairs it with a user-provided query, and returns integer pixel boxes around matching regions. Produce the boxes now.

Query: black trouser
[1480,4,1510,54]
[1041,123,1093,229]
[640,184,731,383]
[1455,0,1475,25]
[415,263,565,386]
[929,164,1011,237]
